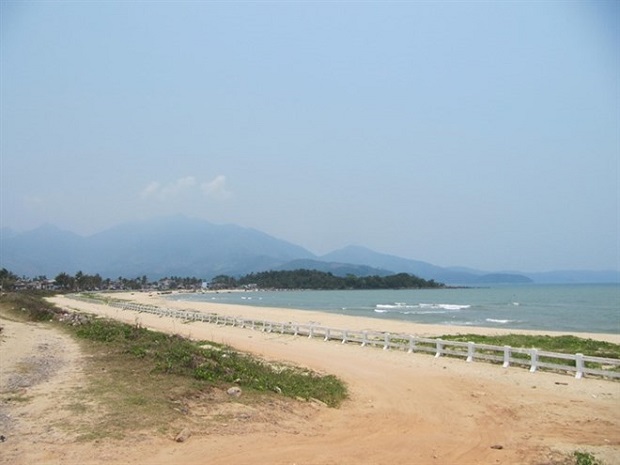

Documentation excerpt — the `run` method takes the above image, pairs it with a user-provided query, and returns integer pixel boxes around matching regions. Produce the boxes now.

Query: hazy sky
[1,1,618,272]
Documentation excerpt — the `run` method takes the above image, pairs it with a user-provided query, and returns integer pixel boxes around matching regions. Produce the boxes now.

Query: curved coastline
[46,291,620,464]
[119,290,619,344]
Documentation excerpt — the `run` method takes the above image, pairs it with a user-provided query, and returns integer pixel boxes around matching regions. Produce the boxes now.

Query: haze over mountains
[1,216,618,284]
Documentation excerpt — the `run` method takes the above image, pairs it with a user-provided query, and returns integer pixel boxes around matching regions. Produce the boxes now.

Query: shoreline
[113,290,620,344]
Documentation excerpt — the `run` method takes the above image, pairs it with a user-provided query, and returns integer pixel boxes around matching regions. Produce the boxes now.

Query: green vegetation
[214,269,444,290]
[0,267,19,290]
[440,334,620,359]
[573,451,604,465]
[0,291,348,439]
[0,290,59,321]
[1,291,347,406]
[74,317,346,407]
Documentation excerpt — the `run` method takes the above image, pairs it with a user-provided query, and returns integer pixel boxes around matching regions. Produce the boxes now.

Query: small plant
[574,451,603,465]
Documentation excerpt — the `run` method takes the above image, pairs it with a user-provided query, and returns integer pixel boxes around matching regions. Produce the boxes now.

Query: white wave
[375,302,470,315]
[441,304,471,311]
[376,303,417,310]
[485,318,515,324]
[374,308,451,315]
[419,303,471,311]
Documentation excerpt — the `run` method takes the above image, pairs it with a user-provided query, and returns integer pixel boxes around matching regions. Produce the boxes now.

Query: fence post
[324,328,330,341]
[408,336,415,354]
[342,330,348,344]
[362,331,368,347]
[435,341,443,358]
[530,349,538,373]
[466,342,475,362]
[503,346,511,368]
[383,333,390,350]
[575,353,584,379]
[294,325,298,336]
[309,325,314,338]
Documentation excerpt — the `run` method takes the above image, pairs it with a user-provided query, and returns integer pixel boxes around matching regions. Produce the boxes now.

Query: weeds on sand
[1,292,347,440]
[573,451,604,465]
[73,317,347,407]
[440,334,620,359]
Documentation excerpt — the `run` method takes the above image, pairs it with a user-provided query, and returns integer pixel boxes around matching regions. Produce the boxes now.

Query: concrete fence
[70,295,620,380]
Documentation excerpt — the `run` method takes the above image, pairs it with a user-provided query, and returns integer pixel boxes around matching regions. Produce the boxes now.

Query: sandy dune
[2,292,619,465]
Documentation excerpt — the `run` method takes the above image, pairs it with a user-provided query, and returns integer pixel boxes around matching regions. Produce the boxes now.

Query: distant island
[211,269,444,290]
[473,273,532,284]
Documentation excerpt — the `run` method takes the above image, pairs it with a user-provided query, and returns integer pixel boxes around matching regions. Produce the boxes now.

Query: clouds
[140,175,231,202]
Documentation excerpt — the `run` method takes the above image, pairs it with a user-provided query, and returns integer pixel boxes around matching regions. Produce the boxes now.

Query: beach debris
[273,386,282,394]
[58,313,91,326]
[555,382,568,386]
[309,397,327,408]
[490,444,504,450]
[0,435,6,442]
[175,428,191,443]
[227,386,242,398]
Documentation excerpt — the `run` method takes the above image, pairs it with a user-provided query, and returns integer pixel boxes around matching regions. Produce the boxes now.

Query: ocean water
[169,284,620,334]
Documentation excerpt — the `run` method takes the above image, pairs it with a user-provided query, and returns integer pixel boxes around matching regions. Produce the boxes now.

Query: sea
[169,284,620,335]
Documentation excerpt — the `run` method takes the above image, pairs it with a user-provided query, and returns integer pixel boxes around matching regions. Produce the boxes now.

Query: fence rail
[68,295,620,380]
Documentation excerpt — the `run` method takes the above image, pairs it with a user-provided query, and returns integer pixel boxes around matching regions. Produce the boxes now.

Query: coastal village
[1,270,206,293]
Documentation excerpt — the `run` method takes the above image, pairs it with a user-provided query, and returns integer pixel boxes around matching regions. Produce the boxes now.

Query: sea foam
[374,302,471,315]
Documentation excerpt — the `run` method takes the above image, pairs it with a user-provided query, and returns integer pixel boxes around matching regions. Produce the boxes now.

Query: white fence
[71,296,620,380]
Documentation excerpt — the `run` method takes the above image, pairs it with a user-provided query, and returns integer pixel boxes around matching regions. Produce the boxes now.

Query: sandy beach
[2,291,619,464]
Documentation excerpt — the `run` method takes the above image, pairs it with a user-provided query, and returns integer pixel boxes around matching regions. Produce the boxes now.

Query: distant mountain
[1,216,617,284]
[1,216,314,279]
[473,273,533,284]
[524,270,620,284]
[319,245,525,284]
[0,227,18,240]
[1,224,88,277]
[276,259,393,277]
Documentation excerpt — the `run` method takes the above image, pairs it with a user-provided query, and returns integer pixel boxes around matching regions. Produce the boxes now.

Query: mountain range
[1,215,618,284]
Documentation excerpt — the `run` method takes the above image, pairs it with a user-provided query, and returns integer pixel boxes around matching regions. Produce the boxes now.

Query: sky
[1,1,618,273]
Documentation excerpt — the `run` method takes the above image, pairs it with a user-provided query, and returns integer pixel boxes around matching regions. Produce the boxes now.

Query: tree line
[1,267,444,292]
[0,268,202,292]
[211,269,444,290]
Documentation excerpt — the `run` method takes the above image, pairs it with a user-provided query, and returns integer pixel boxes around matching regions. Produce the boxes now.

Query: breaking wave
[374,302,471,315]
[485,318,517,324]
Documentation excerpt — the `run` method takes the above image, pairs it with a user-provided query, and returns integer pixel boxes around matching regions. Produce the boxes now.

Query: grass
[439,333,620,375]
[440,334,620,359]
[0,291,348,440]
[73,317,347,406]
[0,290,59,321]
